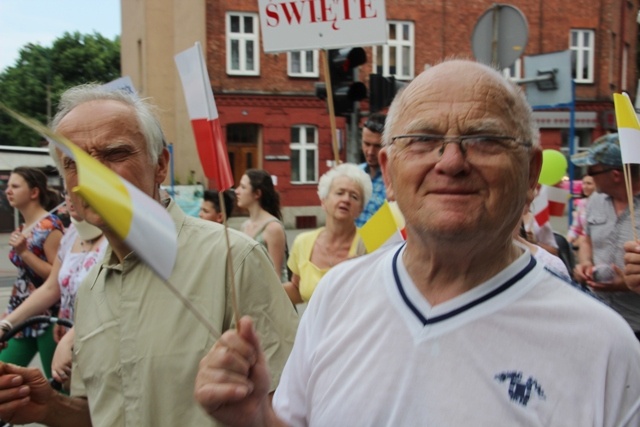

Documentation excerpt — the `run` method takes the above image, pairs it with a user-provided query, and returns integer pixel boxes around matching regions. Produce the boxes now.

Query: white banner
[258,0,387,52]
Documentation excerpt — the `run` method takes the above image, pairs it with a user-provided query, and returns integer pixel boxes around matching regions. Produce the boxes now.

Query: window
[570,29,594,83]
[290,125,318,184]
[609,33,616,85]
[288,50,319,77]
[502,59,522,80]
[226,12,259,75]
[374,21,414,80]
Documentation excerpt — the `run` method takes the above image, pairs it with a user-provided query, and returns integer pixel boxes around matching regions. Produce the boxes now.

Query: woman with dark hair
[2,166,64,378]
[235,169,288,282]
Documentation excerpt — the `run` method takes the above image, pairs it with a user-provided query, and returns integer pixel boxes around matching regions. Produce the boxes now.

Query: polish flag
[614,92,640,165]
[175,43,234,190]
[531,186,550,226]
[547,185,569,217]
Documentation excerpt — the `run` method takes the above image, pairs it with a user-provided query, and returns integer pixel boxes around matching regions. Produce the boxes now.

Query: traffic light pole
[321,49,341,164]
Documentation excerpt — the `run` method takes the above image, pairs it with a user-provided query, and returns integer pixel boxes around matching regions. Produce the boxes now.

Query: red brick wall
[210,0,637,101]
[205,0,638,210]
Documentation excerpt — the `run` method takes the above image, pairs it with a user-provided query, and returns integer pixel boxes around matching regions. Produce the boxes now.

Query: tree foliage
[0,32,120,146]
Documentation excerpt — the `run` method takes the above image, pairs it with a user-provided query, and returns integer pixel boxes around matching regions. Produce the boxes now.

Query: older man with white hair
[196,59,640,426]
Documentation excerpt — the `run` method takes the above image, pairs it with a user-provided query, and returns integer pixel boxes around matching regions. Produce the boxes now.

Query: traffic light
[369,74,406,113]
[316,48,368,116]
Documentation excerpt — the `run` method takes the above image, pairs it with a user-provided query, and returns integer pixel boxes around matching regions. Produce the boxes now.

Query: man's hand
[194,316,276,427]
[0,362,55,425]
[574,262,593,284]
[575,262,629,292]
[624,241,640,293]
[588,265,629,292]
[51,328,74,390]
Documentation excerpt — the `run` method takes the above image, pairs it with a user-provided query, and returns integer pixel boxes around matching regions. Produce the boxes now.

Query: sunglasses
[587,168,618,176]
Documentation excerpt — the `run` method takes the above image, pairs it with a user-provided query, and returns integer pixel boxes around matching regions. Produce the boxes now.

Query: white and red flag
[546,185,570,217]
[531,185,569,227]
[175,43,234,190]
[531,186,550,227]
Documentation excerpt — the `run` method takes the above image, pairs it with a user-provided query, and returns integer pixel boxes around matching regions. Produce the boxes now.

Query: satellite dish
[471,4,528,70]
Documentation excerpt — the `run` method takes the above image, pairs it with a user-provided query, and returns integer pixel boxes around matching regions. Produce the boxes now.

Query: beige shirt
[71,200,298,426]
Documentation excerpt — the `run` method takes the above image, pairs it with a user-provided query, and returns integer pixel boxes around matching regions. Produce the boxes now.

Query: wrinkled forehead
[56,100,145,149]
[392,63,523,135]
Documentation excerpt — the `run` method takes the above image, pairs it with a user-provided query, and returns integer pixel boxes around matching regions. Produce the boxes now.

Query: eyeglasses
[389,134,532,158]
[587,168,618,177]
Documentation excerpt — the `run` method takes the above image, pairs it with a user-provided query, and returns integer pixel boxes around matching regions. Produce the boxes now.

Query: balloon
[539,149,567,186]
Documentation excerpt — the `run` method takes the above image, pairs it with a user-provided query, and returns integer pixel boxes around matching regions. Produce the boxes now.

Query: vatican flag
[0,103,177,280]
[613,92,640,165]
[358,200,406,253]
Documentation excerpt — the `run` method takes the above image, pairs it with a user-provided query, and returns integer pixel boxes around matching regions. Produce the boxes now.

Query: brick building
[121,0,639,227]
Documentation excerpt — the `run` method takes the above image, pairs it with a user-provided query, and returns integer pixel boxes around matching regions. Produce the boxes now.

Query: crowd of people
[0,58,639,426]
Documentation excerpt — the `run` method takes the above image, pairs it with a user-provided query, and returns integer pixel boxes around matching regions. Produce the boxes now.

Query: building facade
[121,0,639,227]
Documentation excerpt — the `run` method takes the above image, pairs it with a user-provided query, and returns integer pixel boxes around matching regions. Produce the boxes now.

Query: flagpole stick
[21,200,66,236]
[322,49,340,164]
[624,163,639,241]
[219,191,242,330]
[161,278,221,339]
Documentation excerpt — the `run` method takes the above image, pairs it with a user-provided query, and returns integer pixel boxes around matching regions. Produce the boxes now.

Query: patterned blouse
[57,225,107,322]
[7,214,64,338]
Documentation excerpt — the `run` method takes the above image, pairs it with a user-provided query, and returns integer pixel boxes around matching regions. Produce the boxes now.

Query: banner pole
[322,50,340,164]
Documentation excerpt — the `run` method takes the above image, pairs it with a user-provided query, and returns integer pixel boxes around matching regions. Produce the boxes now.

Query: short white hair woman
[284,163,372,304]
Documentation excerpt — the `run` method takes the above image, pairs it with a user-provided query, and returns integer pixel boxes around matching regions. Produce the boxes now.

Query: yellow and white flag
[0,103,177,280]
[613,92,640,164]
[358,200,406,253]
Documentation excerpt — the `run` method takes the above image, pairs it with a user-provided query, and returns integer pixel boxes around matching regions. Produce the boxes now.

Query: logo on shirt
[494,371,546,407]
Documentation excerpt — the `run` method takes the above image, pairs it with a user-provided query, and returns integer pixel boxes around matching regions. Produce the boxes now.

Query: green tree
[0,32,120,146]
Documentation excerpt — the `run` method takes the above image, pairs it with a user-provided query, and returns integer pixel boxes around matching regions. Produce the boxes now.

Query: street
[0,214,568,427]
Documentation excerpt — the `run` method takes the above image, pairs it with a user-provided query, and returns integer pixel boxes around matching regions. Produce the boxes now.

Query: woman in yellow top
[284,164,371,303]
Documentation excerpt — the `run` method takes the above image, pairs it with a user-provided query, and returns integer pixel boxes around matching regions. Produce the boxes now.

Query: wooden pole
[322,49,340,164]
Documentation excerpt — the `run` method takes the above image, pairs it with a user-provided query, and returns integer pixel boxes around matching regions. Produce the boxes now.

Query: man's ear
[612,168,624,182]
[380,147,395,201]
[525,148,543,205]
[155,148,170,184]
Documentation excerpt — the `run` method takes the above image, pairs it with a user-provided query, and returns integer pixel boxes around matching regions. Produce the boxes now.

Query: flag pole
[322,49,340,164]
[218,191,241,328]
[623,163,639,241]
[21,200,66,236]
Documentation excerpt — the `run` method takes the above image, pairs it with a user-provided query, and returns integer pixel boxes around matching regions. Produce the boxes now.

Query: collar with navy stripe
[392,244,537,326]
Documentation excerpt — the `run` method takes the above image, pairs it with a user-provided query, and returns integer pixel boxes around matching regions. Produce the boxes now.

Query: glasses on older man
[587,167,618,177]
[389,134,532,158]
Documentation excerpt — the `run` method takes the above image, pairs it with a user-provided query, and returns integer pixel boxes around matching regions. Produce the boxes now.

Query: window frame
[570,29,595,84]
[502,59,522,80]
[290,125,319,184]
[226,12,260,76]
[374,21,415,80]
[287,50,319,78]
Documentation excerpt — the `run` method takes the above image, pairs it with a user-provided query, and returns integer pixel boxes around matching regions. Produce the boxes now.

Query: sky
[0,0,121,72]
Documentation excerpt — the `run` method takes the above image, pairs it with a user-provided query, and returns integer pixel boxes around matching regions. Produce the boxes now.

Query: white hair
[317,163,373,207]
[48,84,166,171]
